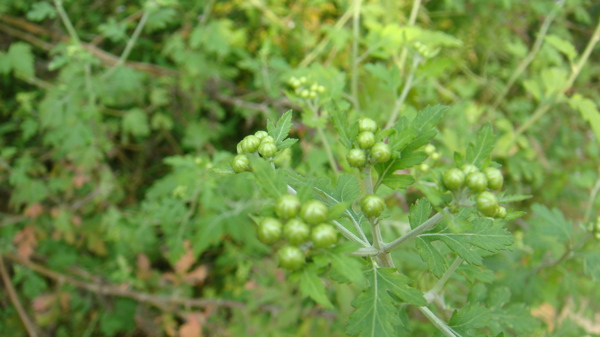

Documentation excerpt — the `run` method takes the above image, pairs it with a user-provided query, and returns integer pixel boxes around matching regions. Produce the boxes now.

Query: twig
[396,0,422,74]
[299,7,353,67]
[103,10,150,78]
[383,209,447,253]
[0,256,39,337]
[52,0,81,44]
[424,257,463,304]
[385,55,421,129]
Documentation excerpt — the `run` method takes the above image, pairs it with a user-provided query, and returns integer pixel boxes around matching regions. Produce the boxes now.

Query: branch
[382,209,447,253]
[0,256,39,337]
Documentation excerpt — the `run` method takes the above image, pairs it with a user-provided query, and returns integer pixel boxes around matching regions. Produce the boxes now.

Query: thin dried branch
[0,256,39,337]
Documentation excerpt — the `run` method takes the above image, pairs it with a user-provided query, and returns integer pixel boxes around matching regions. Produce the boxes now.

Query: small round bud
[495,206,507,219]
[258,142,277,158]
[442,168,465,191]
[311,224,338,248]
[300,90,309,98]
[483,167,504,190]
[261,136,275,144]
[300,200,328,225]
[275,194,301,220]
[347,148,367,168]
[283,219,310,244]
[255,130,269,139]
[419,163,430,172]
[423,144,436,156]
[370,142,392,163]
[461,164,479,176]
[477,191,499,217]
[241,135,261,153]
[358,117,378,133]
[357,131,376,149]
[231,154,251,173]
[277,245,305,270]
[430,152,441,161]
[257,217,282,244]
[361,194,386,218]
[466,172,488,193]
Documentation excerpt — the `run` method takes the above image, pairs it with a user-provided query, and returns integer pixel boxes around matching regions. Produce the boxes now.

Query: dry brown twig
[0,256,39,337]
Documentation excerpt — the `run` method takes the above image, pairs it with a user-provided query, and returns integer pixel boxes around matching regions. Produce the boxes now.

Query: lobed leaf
[466,123,495,167]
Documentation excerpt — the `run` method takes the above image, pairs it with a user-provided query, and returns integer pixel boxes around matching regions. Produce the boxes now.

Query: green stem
[396,0,421,74]
[299,7,353,67]
[316,125,339,177]
[385,55,420,129]
[424,257,462,303]
[351,0,362,112]
[418,306,460,337]
[383,209,446,253]
[584,176,600,223]
[104,10,150,78]
[513,17,600,140]
[53,0,81,44]
[491,2,562,110]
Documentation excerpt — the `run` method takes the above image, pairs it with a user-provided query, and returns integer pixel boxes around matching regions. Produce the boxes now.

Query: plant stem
[418,306,459,337]
[0,256,39,337]
[316,125,339,177]
[385,55,420,129]
[351,0,362,111]
[53,0,81,44]
[491,1,562,110]
[383,209,446,253]
[299,7,353,67]
[513,17,600,141]
[584,176,600,223]
[424,257,463,303]
[396,0,422,74]
[104,10,150,78]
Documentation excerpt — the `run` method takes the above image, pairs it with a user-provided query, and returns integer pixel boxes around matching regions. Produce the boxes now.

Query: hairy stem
[383,209,446,253]
[385,55,420,129]
[53,0,81,44]
[424,257,463,303]
[396,0,422,74]
[418,306,460,337]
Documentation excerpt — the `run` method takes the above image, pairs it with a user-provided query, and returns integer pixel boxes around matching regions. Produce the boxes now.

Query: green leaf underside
[416,238,447,278]
[346,268,426,337]
[300,266,334,308]
[418,220,513,265]
[466,123,495,166]
[267,109,294,144]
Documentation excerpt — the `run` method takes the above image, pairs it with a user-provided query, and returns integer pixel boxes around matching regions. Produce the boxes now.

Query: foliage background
[0,0,599,336]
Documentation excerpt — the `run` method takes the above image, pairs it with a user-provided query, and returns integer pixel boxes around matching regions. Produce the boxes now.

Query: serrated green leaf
[267,110,294,144]
[583,251,600,281]
[346,268,425,337]
[545,35,578,61]
[248,156,286,199]
[8,42,35,78]
[531,203,572,241]
[466,124,495,166]
[403,129,438,153]
[277,138,298,150]
[389,122,417,151]
[449,302,491,329]
[26,2,56,21]
[332,110,356,148]
[333,174,361,203]
[416,238,446,278]
[300,266,333,308]
[122,108,150,137]
[490,303,539,335]
[569,94,600,145]
[410,105,447,133]
[409,198,433,229]
[381,174,415,190]
[315,245,366,287]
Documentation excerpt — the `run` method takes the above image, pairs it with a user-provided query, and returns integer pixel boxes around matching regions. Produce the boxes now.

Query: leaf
[346,268,426,337]
[145,8,177,33]
[449,302,491,330]
[332,110,357,149]
[530,203,572,242]
[389,119,417,151]
[466,123,495,166]
[419,219,513,265]
[333,174,361,204]
[416,238,446,278]
[545,35,578,61]
[267,110,294,145]
[277,138,298,150]
[409,198,433,229]
[583,251,600,281]
[248,156,286,199]
[8,42,35,78]
[26,2,56,21]
[410,105,447,133]
[381,174,414,190]
[498,194,532,203]
[569,94,600,145]
[300,266,334,308]
[313,244,366,287]
[122,108,150,137]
